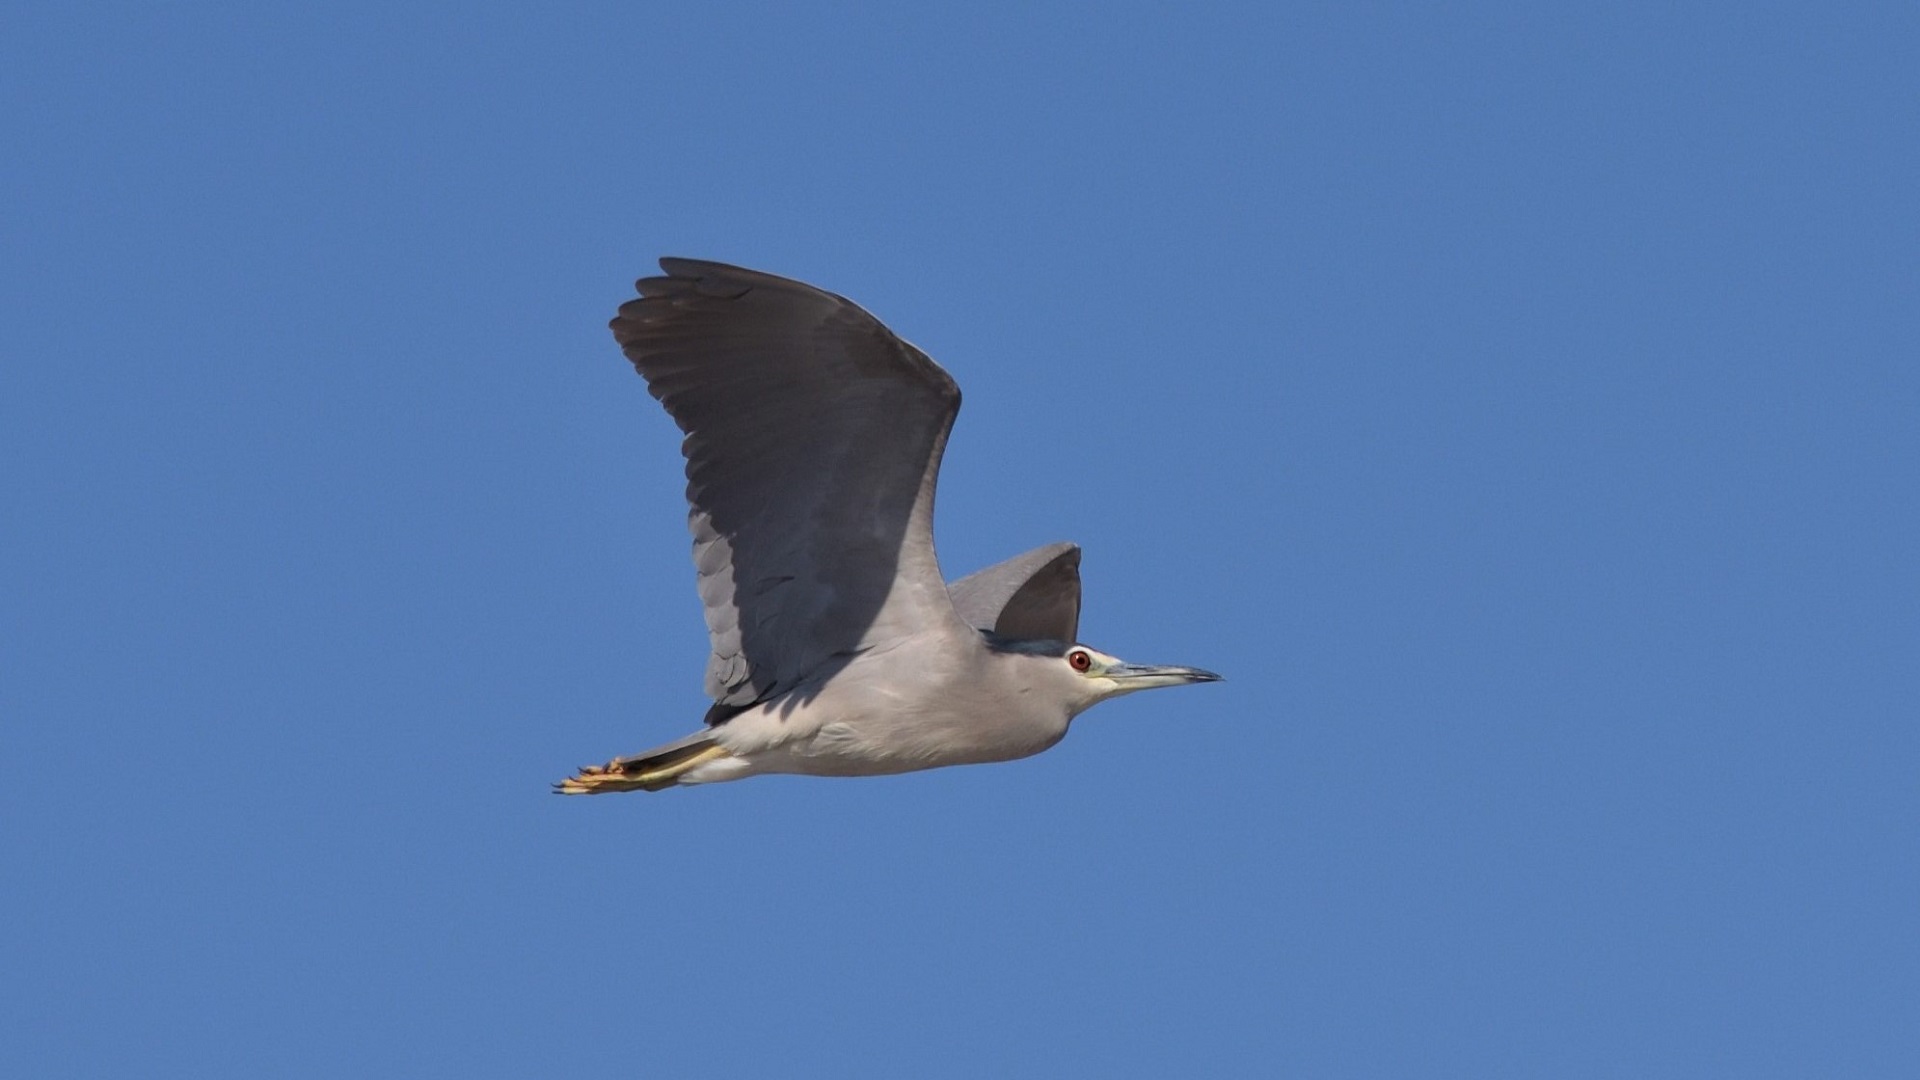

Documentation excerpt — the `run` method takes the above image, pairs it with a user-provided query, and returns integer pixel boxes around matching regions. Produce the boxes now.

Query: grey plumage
[948,542,1082,642]
[558,259,1217,794]
[619,259,960,708]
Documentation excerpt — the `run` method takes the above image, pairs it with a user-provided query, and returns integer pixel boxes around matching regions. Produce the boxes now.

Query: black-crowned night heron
[557,259,1220,793]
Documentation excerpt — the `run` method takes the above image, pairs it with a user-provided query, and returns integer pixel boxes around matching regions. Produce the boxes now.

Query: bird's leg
[553,744,732,795]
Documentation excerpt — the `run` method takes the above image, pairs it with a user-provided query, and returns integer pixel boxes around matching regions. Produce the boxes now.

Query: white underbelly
[723,709,1070,777]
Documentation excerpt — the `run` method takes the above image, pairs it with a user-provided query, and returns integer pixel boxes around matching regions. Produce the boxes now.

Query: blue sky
[4,2,1916,1076]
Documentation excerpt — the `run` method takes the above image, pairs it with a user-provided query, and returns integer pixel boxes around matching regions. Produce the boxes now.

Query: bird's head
[994,638,1222,716]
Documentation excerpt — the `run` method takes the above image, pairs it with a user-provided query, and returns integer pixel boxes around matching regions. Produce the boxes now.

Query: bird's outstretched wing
[612,258,970,709]
[947,543,1082,643]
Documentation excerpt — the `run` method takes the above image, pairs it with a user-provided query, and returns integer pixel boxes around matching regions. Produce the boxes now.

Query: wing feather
[947,543,1082,643]
[612,259,969,708]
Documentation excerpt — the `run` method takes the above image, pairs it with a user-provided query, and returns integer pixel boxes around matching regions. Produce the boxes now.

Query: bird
[556,259,1220,794]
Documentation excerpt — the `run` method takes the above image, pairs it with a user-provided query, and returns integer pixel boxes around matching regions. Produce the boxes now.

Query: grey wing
[612,258,972,708]
[947,542,1082,643]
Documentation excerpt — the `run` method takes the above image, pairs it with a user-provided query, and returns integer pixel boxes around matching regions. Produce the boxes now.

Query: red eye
[1068,649,1092,672]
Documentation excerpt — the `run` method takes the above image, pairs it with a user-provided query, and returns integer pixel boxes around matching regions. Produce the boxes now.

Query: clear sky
[4,3,1916,1077]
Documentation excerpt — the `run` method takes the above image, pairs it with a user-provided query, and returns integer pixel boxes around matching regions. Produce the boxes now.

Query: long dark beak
[1102,663,1224,690]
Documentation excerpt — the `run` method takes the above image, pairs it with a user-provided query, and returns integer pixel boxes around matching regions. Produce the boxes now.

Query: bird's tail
[553,731,733,794]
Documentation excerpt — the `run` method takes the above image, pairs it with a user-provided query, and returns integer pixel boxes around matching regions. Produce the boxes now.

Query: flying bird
[557,259,1219,793]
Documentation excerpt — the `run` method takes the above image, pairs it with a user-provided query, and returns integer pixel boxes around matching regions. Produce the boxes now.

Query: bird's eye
[1068,649,1093,672]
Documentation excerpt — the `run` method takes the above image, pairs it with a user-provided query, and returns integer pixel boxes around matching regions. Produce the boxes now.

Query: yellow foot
[553,744,731,795]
